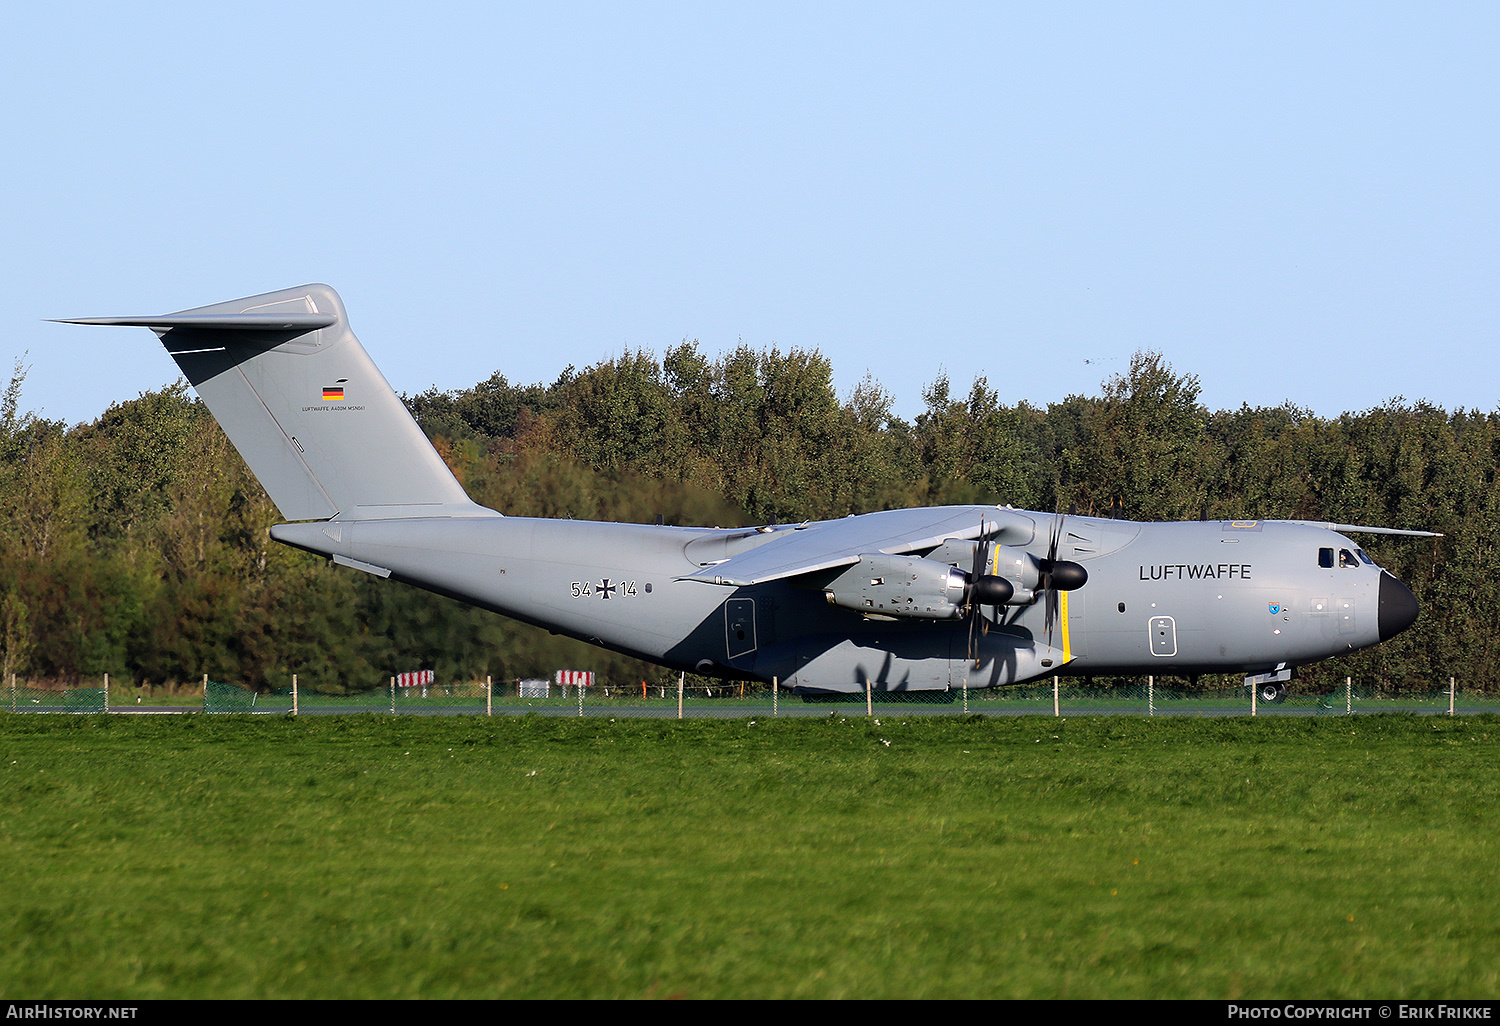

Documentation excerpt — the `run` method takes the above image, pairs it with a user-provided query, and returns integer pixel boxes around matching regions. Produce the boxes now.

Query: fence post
[390,676,395,714]
[962,676,968,715]
[1450,676,1456,716]
[292,674,298,716]
[866,679,872,717]
[677,671,684,720]
[772,676,778,717]
[1053,675,1059,717]
[487,675,493,717]
[1148,675,1154,717]
[103,673,109,713]
[1346,676,1352,715]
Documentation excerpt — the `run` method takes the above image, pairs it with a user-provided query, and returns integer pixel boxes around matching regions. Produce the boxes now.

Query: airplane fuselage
[66,285,1422,696]
[271,508,1417,694]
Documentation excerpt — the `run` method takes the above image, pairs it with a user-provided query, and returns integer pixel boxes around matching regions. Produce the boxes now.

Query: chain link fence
[1,675,1493,718]
[191,676,1500,718]
[2,678,107,714]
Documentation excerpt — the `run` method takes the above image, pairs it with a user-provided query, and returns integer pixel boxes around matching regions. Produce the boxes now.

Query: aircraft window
[1357,550,1375,565]
[1318,547,1334,568]
[1339,549,1359,568]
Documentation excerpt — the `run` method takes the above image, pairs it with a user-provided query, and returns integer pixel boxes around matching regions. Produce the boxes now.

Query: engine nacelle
[984,543,1043,603]
[823,554,969,620]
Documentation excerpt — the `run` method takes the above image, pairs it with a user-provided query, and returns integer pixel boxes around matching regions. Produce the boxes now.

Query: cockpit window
[1339,548,1359,568]
[1357,549,1375,565]
[1318,547,1334,568]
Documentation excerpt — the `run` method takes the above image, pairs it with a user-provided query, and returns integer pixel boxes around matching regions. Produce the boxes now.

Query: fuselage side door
[726,598,758,661]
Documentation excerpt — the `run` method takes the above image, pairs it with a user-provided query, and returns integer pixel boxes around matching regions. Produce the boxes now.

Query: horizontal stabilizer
[55,313,338,332]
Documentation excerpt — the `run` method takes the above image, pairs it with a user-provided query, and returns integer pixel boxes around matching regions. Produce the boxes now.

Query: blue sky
[6,3,1497,428]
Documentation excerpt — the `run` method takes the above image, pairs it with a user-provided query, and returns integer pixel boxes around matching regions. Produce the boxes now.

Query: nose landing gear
[1246,666,1292,705]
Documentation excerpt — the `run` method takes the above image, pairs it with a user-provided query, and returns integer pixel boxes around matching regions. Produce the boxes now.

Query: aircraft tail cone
[1378,572,1419,640]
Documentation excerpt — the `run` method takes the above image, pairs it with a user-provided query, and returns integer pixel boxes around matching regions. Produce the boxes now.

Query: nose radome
[1378,572,1419,641]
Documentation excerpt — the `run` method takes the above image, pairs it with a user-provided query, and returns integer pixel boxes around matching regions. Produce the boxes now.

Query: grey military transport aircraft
[62,284,1431,701]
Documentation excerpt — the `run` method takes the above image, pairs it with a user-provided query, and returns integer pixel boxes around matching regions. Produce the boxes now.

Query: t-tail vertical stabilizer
[60,284,494,522]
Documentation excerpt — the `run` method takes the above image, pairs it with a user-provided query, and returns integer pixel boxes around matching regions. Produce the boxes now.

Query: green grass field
[1,713,1497,999]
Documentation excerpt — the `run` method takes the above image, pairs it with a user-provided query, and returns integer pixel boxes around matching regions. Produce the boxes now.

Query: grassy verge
[1,713,1496,998]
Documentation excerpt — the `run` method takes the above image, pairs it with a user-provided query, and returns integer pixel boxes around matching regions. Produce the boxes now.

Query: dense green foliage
[0,347,1484,691]
[2,713,1497,998]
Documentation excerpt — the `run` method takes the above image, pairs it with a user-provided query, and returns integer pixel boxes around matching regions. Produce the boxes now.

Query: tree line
[0,346,1488,692]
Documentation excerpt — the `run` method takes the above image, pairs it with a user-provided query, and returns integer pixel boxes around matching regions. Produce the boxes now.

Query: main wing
[677,506,1038,586]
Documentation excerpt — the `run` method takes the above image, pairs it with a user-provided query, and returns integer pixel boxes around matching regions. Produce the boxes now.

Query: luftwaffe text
[1139,563,1252,581]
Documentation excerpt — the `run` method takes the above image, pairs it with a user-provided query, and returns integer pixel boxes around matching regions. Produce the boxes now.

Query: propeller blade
[1036,512,1087,649]
[968,606,979,670]
[1044,513,1062,643]
[967,519,985,667]
[969,538,985,610]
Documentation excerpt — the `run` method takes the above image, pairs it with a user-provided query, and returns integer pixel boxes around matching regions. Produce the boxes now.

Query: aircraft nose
[1378,572,1419,640]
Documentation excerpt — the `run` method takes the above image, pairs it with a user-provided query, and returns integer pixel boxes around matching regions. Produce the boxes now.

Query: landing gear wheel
[1258,682,1287,704]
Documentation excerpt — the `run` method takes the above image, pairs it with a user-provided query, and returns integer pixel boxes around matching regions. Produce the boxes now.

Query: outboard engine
[823,554,969,619]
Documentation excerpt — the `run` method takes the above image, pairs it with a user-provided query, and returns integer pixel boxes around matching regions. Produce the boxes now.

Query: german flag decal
[322,386,345,401]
